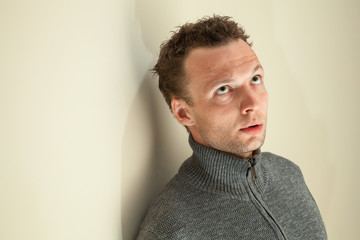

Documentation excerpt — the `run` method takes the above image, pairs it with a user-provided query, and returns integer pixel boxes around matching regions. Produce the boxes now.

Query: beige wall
[1,0,359,239]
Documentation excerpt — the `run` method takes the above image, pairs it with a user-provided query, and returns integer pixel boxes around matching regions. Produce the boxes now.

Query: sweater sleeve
[137,228,159,240]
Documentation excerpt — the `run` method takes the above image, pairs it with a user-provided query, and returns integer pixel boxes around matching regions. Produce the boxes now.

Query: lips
[240,124,263,135]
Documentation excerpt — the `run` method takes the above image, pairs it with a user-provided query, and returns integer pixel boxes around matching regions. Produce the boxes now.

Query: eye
[251,75,262,85]
[216,86,230,95]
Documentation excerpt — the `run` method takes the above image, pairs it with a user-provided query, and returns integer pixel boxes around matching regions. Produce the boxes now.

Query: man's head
[153,15,268,159]
[153,15,251,108]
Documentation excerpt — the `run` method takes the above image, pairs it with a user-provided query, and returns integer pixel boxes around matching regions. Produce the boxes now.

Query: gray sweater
[138,136,327,239]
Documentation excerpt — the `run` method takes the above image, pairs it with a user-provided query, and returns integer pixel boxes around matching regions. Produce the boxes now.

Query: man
[138,15,327,239]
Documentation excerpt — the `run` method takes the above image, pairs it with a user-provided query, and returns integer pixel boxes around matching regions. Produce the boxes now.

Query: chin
[245,137,266,151]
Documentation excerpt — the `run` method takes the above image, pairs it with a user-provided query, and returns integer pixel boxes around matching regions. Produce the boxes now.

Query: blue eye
[216,86,230,95]
[251,75,262,85]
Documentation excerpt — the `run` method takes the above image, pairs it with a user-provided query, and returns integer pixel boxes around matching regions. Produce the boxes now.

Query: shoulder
[259,152,304,180]
[138,174,195,238]
[260,152,300,170]
[137,228,159,240]
[142,175,187,218]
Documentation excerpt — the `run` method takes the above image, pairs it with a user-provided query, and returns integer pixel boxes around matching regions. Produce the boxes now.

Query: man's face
[178,40,268,159]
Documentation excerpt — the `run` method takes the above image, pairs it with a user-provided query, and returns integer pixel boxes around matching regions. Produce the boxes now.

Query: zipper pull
[248,158,258,180]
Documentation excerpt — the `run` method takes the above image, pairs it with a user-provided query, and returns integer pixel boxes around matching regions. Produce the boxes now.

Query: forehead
[184,40,259,83]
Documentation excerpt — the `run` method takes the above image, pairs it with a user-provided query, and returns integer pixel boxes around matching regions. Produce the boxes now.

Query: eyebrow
[253,64,264,73]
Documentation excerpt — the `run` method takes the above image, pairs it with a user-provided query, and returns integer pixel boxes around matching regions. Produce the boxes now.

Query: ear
[171,98,195,127]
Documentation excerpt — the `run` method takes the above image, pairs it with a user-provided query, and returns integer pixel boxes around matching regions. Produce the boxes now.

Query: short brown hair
[152,15,252,110]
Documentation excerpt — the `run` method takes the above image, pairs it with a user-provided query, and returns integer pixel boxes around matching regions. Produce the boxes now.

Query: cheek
[193,104,232,127]
[260,91,269,110]
[210,106,240,127]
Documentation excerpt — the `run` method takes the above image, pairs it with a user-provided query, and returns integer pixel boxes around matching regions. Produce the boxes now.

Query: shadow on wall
[121,75,168,239]
[121,1,190,239]
[121,71,188,239]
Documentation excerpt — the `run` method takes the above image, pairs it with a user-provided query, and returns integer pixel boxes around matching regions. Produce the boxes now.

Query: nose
[238,88,261,115]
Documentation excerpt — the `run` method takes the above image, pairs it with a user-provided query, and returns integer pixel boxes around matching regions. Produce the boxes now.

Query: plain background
[1,0,359,239]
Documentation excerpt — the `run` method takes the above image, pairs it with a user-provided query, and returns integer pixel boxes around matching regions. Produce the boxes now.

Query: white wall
[0,0,128,239]
[1,1,359,240]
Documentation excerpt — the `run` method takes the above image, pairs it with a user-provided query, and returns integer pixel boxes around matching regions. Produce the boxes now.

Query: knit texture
[138,135,327,239]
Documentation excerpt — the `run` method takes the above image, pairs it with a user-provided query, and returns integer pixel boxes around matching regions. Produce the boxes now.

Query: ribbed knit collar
[178,135,268,199]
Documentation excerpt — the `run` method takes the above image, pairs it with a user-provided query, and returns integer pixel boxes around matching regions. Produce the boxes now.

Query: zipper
[248,157,257,180]
[247,157,287,239]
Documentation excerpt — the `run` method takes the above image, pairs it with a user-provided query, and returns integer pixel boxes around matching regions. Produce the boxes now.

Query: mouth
[240,124,263,135]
